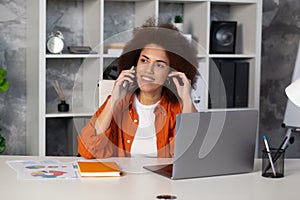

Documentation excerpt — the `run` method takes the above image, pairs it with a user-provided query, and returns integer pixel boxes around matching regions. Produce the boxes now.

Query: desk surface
[1,156,300,200]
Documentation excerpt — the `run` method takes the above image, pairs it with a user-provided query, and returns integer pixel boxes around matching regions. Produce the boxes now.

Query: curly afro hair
[118,18,199,103]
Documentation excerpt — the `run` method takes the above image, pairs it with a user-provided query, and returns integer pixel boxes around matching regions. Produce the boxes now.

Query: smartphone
[122,66,137,90]
[174,76,184,86]
[170,75,184,86]
[169,69,184,86]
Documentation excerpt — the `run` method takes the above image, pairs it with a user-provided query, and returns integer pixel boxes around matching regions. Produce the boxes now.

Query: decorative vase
[58,100,69,112]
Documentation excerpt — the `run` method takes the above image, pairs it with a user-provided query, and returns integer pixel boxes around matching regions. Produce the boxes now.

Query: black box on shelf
[210,21,237,54]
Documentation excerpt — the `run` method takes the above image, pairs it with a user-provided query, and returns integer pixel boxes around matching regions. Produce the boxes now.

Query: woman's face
[136,43,170,94]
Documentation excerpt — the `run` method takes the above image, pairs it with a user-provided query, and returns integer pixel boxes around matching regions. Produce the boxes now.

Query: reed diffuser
[52,80,69,112]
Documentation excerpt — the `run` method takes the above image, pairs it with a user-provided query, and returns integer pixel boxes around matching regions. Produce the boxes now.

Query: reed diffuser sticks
[51,80,69,112]
[51,80,66,101]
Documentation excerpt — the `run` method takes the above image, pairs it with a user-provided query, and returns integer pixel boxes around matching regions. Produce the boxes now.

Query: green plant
[0,68,8,154]
[0,131,5,154]
[0,68,8,92]
[174,15,183,23]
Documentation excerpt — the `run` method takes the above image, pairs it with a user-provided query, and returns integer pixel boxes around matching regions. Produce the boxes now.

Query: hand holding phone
[121,66,136,91]
[168,70,192,99]
[168,71,196,112]
[168,71,185,87]
[173,76,184,86]
[110,66,136,104]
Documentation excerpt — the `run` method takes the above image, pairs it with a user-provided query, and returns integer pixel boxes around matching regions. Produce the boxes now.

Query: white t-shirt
[130,94,159,157]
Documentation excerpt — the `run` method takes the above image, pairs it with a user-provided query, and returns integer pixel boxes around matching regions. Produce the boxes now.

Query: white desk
[1,156,300,200]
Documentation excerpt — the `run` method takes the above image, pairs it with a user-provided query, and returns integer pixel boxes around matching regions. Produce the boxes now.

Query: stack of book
[209,59,249,108]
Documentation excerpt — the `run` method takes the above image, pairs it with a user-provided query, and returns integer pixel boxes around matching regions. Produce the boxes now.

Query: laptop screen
[144,109,258,180]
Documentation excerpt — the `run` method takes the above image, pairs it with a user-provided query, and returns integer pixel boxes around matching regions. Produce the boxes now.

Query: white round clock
[46,31,64,54]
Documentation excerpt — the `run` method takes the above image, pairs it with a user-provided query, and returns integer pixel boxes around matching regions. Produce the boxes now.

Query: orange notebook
[77,161,122,177]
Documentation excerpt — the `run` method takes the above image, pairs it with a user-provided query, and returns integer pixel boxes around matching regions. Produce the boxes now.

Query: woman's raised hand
[168,71,196,113]
[110,66,135,105]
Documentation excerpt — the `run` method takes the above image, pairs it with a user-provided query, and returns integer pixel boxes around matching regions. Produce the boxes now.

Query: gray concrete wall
[260,0,300,157]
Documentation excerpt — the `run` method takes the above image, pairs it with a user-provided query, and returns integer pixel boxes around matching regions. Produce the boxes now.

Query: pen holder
[261,148,285,178]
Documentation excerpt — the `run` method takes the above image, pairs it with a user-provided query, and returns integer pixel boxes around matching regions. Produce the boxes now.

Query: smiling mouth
[141,75,155,82]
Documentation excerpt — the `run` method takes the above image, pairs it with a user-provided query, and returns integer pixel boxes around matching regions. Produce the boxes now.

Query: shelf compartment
[46,117,90,156]
[103,0,156,47]
[210,2,258,54]
[46,58,100,115]
[46,0,101,55]
[208,58,256,109]
[159,1,209,54]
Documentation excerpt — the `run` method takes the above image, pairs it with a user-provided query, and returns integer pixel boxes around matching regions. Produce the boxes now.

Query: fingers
[115,66,136,87]
[168,71,191,87]
[120,66,135,80]
[111,66,136,103]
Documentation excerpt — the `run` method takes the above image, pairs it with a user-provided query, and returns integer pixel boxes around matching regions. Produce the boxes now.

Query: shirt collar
[127,93,168,113]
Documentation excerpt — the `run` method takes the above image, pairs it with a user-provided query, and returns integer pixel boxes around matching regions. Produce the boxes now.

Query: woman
[78,19,199,158]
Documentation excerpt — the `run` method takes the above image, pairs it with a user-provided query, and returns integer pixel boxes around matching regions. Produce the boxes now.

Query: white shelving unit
[26,0,262,156]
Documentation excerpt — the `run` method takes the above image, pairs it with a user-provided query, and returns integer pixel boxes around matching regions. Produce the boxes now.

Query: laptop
[143,109,258,180]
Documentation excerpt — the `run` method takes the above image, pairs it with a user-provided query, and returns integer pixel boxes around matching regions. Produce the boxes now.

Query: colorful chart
[48,165,59,169]
[31,170,67,178]
[26,165,45,169]
[7,160,77,179]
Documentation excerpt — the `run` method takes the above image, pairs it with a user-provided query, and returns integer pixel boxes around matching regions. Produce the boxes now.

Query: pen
[279,129,292,150]
[263,135,276,177]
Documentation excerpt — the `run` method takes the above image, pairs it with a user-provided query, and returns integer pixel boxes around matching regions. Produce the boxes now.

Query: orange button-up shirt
[77,94,182,159]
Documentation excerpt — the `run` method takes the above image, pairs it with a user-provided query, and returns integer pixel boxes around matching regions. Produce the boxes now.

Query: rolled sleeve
[78,96,116,158]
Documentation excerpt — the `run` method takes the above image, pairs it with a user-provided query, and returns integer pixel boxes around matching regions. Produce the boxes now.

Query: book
[209,59,249,108]
[220,61,235,108]
[209,60,222,108]
[234,62,249,107]
[209,59,235,108]
[77,161,122,177]
[68,46,97,54]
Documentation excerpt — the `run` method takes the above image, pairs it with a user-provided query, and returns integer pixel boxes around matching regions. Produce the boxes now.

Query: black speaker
[210,21,237,54]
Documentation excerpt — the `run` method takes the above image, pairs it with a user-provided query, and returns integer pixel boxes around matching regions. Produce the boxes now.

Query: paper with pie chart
[6,160,77,179]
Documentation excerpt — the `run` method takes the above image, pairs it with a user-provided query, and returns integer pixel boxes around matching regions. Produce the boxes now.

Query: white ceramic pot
[174,23,183,32]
